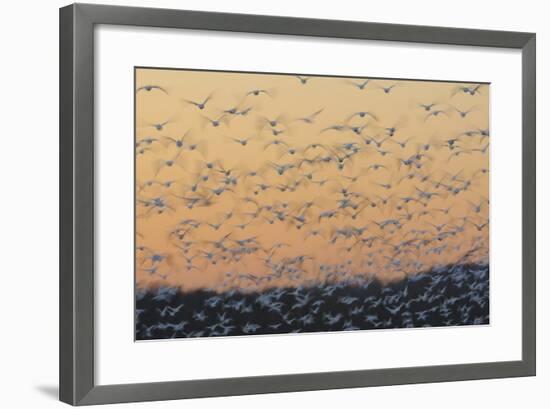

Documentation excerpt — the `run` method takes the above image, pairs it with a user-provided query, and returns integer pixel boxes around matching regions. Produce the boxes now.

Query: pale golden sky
[135,68,489,291]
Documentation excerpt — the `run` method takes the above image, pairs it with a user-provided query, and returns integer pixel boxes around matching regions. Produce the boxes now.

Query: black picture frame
[59,3,536,405]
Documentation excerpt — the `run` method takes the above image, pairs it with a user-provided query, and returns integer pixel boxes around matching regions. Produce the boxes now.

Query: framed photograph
[59,3,536,405]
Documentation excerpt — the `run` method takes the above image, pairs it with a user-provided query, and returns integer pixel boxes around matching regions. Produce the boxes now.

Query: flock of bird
[136,262,489,339]
[135,70,490,338]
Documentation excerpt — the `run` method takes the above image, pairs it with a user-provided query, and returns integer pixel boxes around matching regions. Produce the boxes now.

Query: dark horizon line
[136,260,490,294]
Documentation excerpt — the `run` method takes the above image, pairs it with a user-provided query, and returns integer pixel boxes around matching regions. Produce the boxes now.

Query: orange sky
[135,68,489,291]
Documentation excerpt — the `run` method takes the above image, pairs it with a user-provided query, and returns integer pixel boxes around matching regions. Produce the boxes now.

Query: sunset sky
[135,67,489,291]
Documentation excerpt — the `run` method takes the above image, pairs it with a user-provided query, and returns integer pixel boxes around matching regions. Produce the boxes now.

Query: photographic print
[135,67,489,341]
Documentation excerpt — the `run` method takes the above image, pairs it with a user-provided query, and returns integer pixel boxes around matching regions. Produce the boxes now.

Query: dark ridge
[136,263,489,340]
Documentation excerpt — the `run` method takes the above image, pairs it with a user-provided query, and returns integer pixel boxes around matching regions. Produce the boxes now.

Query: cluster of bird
[136,262,489,339]
[135,72,489,338]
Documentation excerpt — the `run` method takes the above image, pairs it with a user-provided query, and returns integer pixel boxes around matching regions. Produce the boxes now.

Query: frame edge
[60,3,97,405]
[521,34,536,376]
[59,4,75,405]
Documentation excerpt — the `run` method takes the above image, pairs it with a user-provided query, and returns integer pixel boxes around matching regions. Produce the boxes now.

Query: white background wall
[0,0,546,407]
